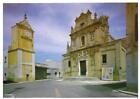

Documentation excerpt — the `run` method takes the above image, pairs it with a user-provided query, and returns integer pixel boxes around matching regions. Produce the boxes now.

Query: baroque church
[63,10,126,81]
[7,14,35,82]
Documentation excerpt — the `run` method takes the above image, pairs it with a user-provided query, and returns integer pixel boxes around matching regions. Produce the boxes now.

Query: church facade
[63,10,126,81]
[7,14,35,82]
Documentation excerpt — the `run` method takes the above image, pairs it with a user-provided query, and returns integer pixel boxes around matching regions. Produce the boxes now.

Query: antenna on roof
[24,13,27,20]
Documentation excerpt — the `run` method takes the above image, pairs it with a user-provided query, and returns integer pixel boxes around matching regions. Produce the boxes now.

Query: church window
[80,22,85,27]
[102,54,107,63]
[90,33,94,40]
[81,36,85,46]
[68,61,71,68]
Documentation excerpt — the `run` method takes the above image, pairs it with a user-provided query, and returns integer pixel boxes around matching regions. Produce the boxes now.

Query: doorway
[26,74,29,81]
[80,60,87,76]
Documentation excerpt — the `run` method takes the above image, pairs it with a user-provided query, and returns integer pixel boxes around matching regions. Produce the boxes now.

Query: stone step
[64,77,100,81]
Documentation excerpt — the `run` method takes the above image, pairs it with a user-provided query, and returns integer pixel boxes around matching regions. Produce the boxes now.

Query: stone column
[113,42,121,80]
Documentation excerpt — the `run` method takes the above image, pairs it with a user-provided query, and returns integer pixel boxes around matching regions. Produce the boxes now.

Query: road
[3,79,136,97]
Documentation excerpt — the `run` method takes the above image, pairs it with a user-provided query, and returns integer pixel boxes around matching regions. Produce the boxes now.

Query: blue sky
[3,3,126,63]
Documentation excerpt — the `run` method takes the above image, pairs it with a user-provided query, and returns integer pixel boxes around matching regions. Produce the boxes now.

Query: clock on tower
[25,30,32,38]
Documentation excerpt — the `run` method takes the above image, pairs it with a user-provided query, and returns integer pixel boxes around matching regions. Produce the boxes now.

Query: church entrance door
[80,60,86,76]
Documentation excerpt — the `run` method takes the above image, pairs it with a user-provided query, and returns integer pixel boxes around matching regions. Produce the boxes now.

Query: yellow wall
[101,50,115,68]
[8,51,17,65]
[22,51,32,63]
[8,51,18,81]
[21,38,32,50]
[11,27,18,49]
[22,65,33,81]
[21,29,33,50]
[11,26,33,51]
[96,51,102,79]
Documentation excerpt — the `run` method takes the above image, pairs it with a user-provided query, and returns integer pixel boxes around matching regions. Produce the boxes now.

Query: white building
[45,60,62,79]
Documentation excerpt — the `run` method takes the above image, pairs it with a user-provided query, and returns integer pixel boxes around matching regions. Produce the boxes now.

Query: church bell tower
[8,14,35,82]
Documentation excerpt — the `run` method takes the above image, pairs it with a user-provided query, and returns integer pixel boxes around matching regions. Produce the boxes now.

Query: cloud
[29,3,96,54]
[30,17,69,54]
[3,12,23,50]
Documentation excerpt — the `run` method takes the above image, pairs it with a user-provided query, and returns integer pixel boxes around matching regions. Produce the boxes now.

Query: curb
[114,90,138,96]
[79,80,126,85]
[3,94,15,98]
[3,79,52,85]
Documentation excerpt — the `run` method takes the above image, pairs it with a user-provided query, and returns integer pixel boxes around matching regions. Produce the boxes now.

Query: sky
[3,3,126,63]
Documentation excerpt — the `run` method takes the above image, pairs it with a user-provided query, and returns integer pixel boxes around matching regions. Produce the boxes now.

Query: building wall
[119,47,126,80]
[101,43,126,80]
[126,3,138,91]
[22,51,32,62]
[94,50,101,78]
[7,51,18,81]
[22,65,33,81]
[47,68,61,79]
[101,46,116,68]
[126,52,138,90]
[8,51,18,65]
[8,50,35,82]
[20,30,33,50]
[35,67,47,80]
[63,42,126,80]
[101,46,115,80]
[11,26,18,49]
